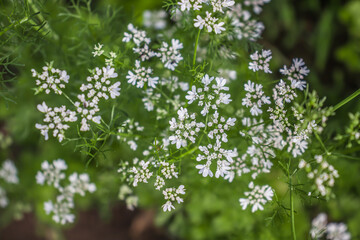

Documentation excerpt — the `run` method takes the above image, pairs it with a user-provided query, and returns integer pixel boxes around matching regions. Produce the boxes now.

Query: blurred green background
[1,0,360,239]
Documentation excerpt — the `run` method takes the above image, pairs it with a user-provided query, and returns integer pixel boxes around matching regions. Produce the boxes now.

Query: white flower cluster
[178,0,206,11]
[299,155,339,197]
[0,160,19,208]
[239,182,273,212]
[143,10,167,30]
[118,143,184,212]
[178,0,233,34]
[244,0,271,14]
[242,80,271,116]
[227,4,265,41]
[123,23,151,46]
[31,65,69,95]
[35,102,77,142]
[33,47,123,140]
[128,159,154,187]
[36,159,96,224]
[158,39,184,71]
[92,43,104,57]
[76,66,120,131]
[162,185,186,212]
[310,213,351,240]
[186,74,231,115]
[123,24,184,97]
[280,58,310,91]
[117,119,144,151]
[118,184,139,211]
[169,107,205,149]
[127,60,159,88]
[248,49,272,73]
[194,11,225,34]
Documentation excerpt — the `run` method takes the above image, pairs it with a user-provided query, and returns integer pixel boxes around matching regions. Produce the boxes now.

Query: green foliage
[0,0,360,240]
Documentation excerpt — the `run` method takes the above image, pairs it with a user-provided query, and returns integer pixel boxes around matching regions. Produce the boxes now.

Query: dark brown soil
[0,205,173,240]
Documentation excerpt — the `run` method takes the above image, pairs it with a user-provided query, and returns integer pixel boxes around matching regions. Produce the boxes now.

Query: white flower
[36,159,67,188]
[185,74,232,116]
[178,0,205,11]
[326,223,351,240]
[194,11,225,34]
[126,60,159,88]
[92,43,104,57]
[32,64,70,95]
[228,4,264,41]
[242,80,271,116]
[310,213,327,239]
[125,195,139,211]
[143,10,167,30]
[133,44,157,61]
[249,49,272,73]
[244,0,271,14]
[67,173,96,196]
[158,39,183,71]
[169,107,205,149]
[196,161,213,177]
[0,160,19,184]
[35,102,77,142]
[74,66,120,132]
[280,58,309,91]
[239,182,273,212]
[122,24,151,46]
[108,81,121,98]
[130,160,153,187]
[211,0,235,13]
[162,200,175,212]
[162,185,186,212]
[37,159,96,225]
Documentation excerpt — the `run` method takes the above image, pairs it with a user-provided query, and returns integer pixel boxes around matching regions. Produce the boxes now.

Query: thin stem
[333,88,360,112]
[62,91,76,106]
[289,170,297,240]
[192,29,201,69]
[314,132,330,155]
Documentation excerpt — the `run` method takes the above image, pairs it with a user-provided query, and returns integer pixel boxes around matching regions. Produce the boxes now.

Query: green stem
[333,88,360,112]
[289,171,297,240]
[314,132,330,155]
[192,29,201,69]
[62,91,76,106]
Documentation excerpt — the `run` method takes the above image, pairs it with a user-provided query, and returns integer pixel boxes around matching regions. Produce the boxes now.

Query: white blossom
[158,39,183,71]
[122,23,151,46]
[242,80,271,116]
[249,49,272,73]
[92,43,104,57]
[185,74,232,116]
[178,0,205,11]
[143,10,167,30]
[210,0,235,13]
[0,160,19,184]
[35,102,77,142]
[37,159,96,225]
[162,185,186,212]
[228,4,264,41]
[169,107,205,149]
[280,58,310,91]
[127,60,159,88]
[244,0,271,14]
[194,11,225,34]
[239,182,273,212]
[32,65,69,95]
